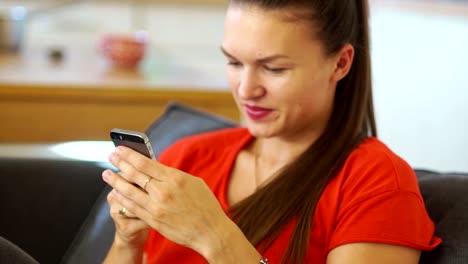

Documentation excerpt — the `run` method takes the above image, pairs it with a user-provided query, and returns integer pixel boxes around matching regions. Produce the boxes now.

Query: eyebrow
[220,46,290,63]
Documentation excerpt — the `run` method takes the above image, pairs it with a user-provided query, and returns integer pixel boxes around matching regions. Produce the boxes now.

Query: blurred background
[0,0,467,172]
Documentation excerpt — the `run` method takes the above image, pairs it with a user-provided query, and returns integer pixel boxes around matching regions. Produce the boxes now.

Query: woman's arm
[102,188,150,264]
[200,219,262,264]
[327,243,421,264]
[103,237,145,264]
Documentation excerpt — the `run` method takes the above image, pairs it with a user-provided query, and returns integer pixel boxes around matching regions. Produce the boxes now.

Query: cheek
[226,70,243,107]
[270,75,311,105]
[278,80,331,116]
[226,70,239,92]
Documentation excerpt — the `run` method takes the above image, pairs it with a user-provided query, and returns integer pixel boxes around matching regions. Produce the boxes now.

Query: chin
[244,120,280,138]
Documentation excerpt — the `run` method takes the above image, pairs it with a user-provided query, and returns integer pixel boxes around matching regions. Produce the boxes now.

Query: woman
[102,0,441,263]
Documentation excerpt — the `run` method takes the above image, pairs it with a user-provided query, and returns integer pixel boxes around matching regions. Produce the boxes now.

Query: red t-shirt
[144,127,441,263]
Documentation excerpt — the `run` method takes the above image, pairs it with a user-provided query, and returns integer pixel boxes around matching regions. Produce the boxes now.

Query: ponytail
[228,1,376,263]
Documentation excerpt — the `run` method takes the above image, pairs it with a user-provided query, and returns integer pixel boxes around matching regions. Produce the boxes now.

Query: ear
[331,43,354,82]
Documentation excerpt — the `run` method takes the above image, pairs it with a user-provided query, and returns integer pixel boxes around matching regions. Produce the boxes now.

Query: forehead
[223,6,322,59]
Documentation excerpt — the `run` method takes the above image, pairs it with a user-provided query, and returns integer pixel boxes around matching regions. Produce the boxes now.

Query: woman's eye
[264,66,286,73]
[227,61,242,67]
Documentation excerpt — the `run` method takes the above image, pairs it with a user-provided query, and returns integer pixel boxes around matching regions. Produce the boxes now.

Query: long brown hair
[228,0,377,263]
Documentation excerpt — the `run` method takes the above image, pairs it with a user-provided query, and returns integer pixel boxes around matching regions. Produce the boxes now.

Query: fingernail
[102,170,111,181]
[108,153,115,162]
[115,146,122,153]
[112,189,121,198]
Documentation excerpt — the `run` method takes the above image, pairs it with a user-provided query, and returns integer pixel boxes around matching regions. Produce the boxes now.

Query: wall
[371,3,468,172]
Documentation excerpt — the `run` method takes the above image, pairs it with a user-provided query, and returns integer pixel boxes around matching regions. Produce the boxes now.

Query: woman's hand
[103,173,151,264]
[107,187,150,248]
[102,146,235,260]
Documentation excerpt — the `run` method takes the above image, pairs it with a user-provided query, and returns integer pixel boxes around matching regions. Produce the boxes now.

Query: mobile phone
[110,128,156,160]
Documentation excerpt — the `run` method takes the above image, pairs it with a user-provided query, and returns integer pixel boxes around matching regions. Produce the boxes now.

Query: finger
[103,170,157,218]
[108,148,163,189]
[112,146,166,181]
[110,188,161,229]
[108,151,194,205]
[107,190,138,218]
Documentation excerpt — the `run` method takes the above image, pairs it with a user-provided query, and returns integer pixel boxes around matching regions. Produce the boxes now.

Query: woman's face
[222,5,340,140]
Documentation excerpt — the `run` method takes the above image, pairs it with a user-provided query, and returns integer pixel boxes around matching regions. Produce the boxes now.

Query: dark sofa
[0,103,467,264]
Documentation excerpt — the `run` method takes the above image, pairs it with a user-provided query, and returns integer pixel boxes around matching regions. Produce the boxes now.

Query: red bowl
[100,32,148,69]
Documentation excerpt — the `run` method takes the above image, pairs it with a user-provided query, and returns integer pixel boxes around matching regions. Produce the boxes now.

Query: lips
[244,105,273,120]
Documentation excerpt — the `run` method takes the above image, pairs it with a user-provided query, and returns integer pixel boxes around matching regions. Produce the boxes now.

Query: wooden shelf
[0,83,238,143]
[0,2,237,143]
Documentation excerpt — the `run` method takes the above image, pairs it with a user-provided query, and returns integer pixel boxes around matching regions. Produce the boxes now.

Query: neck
[253,132,318,188]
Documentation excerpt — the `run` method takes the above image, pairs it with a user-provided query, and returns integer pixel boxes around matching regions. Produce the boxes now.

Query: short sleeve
[326,138,442,254]
[328,188,441,253]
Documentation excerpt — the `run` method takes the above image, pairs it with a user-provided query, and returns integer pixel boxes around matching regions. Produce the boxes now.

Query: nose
[237,68,266,100]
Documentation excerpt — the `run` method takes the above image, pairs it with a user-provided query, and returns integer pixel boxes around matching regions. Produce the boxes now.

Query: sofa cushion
[60,185,114,264]
[145,102,237,157]
[416,169,468,264]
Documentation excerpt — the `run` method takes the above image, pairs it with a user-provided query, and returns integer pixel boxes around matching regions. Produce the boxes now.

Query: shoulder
[158,127,251,168]
[324,138,440,253]
[349,137,411,170]
[337,137,419,197]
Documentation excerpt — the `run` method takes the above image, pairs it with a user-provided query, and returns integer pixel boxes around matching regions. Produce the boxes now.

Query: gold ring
[143,177,153,192]
[118,207,127,216]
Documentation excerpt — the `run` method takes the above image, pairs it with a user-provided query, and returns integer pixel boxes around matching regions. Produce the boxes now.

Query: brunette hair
[227,0,377,263]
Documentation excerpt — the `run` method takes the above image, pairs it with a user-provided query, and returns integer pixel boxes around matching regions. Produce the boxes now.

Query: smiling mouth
[244,105,273,120]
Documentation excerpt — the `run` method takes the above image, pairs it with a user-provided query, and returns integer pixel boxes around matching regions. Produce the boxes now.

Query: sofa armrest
[0,158,106,264]
[416,170,468,264]
[0,236,39,264]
